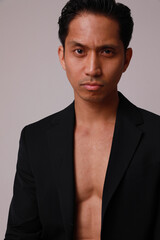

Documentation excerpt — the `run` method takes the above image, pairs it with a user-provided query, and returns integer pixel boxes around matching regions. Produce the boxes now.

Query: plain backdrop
[1,0,160,238]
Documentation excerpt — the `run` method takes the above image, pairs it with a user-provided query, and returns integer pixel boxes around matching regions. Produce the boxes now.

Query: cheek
[65,59,82,81]
[104,59,124,79]
[64,63,79,88]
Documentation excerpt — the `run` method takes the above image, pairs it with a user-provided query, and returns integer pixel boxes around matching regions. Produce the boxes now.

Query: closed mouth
[81,82,103,86]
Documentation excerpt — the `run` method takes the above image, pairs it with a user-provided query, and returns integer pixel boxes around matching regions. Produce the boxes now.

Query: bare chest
[73,126,114,239]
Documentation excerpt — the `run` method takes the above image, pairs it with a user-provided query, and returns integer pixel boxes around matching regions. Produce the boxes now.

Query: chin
[78,94,108,104]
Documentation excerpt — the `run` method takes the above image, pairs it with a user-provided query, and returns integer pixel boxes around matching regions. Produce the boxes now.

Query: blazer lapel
[101,93,144,227]
[47,102,76,239]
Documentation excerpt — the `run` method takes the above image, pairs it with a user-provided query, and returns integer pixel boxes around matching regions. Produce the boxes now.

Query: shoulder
[138,107,160,126]
[21,101,74,138]
[119,92,160,126]
[137,108,160,143]
[118,92,160,139]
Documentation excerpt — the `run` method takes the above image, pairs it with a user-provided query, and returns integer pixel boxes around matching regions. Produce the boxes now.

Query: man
[5,0,160,239]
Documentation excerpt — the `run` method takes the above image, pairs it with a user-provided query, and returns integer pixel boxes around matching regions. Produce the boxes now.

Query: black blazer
[5,92,160,240]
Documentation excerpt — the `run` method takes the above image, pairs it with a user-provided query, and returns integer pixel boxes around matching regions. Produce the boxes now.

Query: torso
[73,123,115,240]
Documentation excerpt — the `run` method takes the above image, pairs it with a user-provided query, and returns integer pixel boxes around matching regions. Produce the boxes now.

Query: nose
[85,51,102,77]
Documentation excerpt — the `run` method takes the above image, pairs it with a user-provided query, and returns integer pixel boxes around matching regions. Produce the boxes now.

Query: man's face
[58,12,132,104]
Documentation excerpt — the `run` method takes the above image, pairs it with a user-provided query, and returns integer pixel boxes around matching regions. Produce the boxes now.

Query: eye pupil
[77,49,82,54]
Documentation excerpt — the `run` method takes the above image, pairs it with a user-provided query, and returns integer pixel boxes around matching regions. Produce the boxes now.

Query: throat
[74,93,119,128]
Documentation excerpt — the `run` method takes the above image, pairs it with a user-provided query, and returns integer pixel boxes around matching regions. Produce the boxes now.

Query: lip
[81,82,103,91]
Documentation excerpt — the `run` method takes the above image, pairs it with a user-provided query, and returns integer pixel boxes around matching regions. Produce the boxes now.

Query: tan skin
[58,12,132,240]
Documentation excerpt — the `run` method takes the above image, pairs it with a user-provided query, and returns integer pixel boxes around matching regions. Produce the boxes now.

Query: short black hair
[58,0,134,50]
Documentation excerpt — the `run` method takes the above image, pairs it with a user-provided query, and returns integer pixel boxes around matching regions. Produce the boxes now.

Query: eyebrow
[68,40,120,50]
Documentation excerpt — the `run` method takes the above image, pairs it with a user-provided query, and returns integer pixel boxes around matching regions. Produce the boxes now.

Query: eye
[101,49,114,57]
[74,48,85,57]
[75,49,83,54]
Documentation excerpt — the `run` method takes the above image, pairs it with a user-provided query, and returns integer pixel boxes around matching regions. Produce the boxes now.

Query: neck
[74,91,119,128]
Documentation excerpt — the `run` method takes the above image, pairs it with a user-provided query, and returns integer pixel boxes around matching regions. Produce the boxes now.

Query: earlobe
[58,45,66,70]
[123,48,133,73]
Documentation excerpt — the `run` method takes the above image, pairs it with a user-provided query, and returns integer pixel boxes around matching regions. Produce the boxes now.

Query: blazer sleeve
[4,127,42,240]
[153,174,160,240]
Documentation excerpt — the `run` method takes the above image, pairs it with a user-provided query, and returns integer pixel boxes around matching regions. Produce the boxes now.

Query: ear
[123,48,133,73]
[58,45,66,70]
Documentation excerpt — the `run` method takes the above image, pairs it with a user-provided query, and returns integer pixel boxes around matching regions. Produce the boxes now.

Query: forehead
[65,12,122,48]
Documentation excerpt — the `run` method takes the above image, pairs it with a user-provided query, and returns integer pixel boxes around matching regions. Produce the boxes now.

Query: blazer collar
[47,92,144,238]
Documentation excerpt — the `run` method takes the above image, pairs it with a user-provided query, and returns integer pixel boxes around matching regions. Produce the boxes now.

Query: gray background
[1,0,160,238]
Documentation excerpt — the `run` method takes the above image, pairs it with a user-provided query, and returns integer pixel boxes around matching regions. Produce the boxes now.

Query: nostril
[85,67,102,77]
